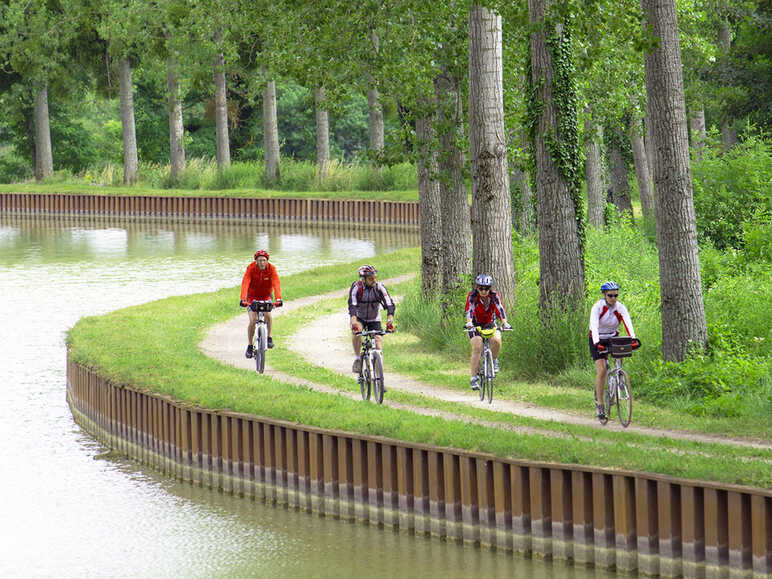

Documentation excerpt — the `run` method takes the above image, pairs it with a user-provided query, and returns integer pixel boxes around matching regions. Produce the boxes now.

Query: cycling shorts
[356,318,382,332]
[468,322,496,340]
[589,334,612,361]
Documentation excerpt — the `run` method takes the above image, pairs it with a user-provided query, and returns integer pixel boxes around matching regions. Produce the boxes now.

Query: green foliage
[544,13,585,254]
[0,146,32,182]
[692,136,772,250]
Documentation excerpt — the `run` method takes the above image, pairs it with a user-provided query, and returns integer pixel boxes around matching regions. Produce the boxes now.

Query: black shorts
[468,322,496,340]
[589,335,612,361]
[357,319,383,332]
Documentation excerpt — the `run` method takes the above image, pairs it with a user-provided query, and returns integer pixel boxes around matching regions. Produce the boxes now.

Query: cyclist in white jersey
[589,281,640,420]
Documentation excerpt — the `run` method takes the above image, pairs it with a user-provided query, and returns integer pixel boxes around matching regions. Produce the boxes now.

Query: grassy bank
[67,247,772,488]
[0,158,419,201]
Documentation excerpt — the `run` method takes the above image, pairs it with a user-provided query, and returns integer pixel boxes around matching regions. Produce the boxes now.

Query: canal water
[0,214,608,578]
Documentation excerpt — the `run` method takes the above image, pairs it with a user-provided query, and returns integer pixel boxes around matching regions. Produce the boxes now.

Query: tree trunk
[213,52,231,169]
[585,115,605,229]
[367,88,384,151]
[642,0,708,361]
[315,86,330,181]
[367,30,384,152]
[609,129,634,217]
[434,73,472,293]
[644,113,655,184]
[629,116,654,219]
[718,20,737,152]
[416,110,443,296]
[119,59,138,185]
[167,57,185,180]
[528,0,585,312]
[721,120,738,152]
[469,5,516,306]
[34,85,53,182]
[512,128,535,234]
[263,74,280,183]
[689,108,706,160]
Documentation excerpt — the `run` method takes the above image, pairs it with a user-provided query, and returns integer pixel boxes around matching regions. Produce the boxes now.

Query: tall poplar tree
[642,0,708,361]
[469,4,516,305]
[528,0,585,312]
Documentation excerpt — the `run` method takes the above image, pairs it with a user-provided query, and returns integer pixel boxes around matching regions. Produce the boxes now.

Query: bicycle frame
[357,329,385,404]
[250,300,274,374]
[467,324,509,404]
[602,336,634,427]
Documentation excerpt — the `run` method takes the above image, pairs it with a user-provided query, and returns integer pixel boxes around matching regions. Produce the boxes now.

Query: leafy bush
[0,147,32,182]
[692,136,772,250]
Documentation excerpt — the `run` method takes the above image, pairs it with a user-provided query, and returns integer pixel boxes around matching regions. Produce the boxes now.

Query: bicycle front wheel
[616,369,633,427]
[484,349,495,404]
[360,357,371,400]
[372,352,385,405]
[255,325,267,374]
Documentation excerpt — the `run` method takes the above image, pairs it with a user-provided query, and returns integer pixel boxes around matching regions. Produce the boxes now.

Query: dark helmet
[254,250,269,260]
[358,264,377,277]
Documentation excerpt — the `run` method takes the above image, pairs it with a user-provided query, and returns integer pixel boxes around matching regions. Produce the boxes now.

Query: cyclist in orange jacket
[240,250,282,358]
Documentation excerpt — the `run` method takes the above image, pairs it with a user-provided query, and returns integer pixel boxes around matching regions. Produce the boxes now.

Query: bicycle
[466,324,511,404]
[598,336,638,427]
[356,329,387,404]
[249,300,278,374]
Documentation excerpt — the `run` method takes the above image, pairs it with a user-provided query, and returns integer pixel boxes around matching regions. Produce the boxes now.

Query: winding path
[200,277,772,452]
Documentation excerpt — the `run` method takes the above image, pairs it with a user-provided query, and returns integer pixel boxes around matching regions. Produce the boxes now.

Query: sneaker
[352,357,362,374]
[267,336,274,349]
[245,344,254,359]
[493,358,499,373]
[596,403,606,421]
[470,376,481,390]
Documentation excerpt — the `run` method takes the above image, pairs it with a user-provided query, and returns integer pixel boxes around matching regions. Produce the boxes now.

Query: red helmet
[254,250,269,260]
[358,264,377,277]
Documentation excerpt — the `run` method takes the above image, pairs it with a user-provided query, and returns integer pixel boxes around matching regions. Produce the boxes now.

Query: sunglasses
[478,286,491,291]
[606,293,618,298]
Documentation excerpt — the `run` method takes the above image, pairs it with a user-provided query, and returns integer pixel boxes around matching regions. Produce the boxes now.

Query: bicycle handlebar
[462,324,512,332]
[248,299,281,312]
[355,329,389,336]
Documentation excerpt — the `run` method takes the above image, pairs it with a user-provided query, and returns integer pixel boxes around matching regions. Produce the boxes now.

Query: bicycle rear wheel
[616,369,633,427]
[255,324,267,374]
[372,352,384,405]
[359,357,371,400]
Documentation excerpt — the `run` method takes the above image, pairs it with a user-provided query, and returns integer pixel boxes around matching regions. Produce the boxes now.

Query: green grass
[0,158,420,201]
[67,248,772,488]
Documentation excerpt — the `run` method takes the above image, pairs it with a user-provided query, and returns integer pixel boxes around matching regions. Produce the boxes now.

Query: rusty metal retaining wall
[67,358,771,578]
[0,192,420,225]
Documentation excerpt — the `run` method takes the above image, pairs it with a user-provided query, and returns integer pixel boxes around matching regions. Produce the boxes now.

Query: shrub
[692,136,772,250]
[0,147,32,182]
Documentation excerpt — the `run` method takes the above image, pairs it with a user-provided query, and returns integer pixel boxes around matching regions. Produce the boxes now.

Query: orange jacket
[240,261,282,302]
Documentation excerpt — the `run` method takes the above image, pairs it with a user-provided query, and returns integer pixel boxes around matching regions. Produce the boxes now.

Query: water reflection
[0,214,606,578]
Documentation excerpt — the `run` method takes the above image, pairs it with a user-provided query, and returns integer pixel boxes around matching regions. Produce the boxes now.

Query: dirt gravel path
[200,277,772,451]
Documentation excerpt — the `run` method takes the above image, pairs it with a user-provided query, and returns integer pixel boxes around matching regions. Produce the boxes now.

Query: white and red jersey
[589,299,636,344]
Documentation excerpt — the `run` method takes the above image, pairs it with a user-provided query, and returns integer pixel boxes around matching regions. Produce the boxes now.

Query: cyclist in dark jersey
[349,265,394,373]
